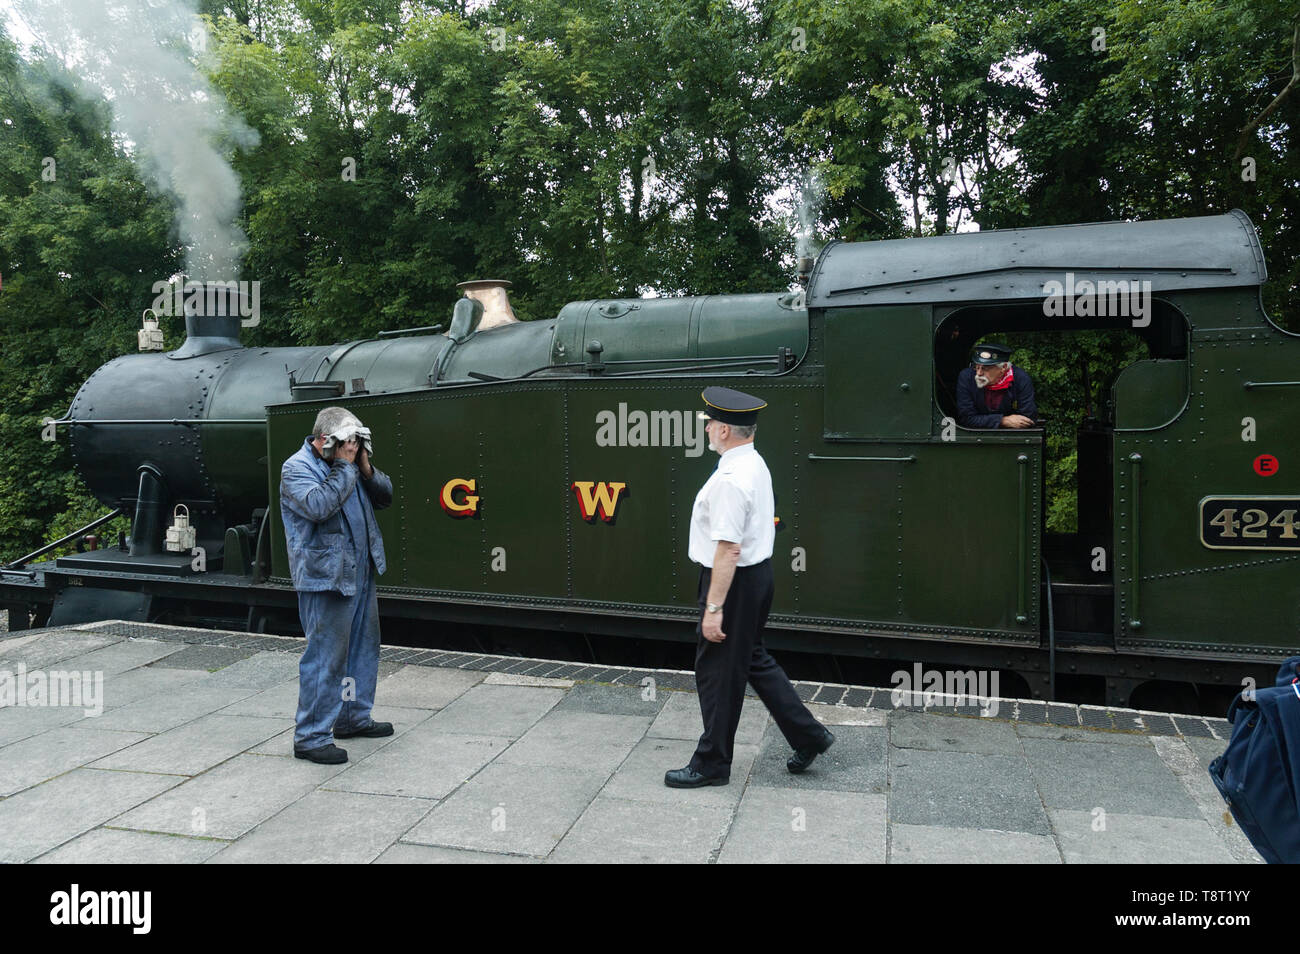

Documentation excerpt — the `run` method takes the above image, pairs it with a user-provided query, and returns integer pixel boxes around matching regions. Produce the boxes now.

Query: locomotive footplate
[53,549,213,577]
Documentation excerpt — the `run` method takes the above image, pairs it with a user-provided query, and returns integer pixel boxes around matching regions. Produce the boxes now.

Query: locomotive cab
[807,209,1290,671]
[931,298,1192,640]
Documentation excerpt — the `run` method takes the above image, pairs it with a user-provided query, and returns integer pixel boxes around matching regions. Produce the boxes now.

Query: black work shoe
[787,728,835,774]
[294,743,348,764]
[334,721,394,739]
[664,766,729,788]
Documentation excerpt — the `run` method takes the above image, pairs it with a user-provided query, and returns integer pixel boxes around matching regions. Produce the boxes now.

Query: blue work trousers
[294,551,381,750]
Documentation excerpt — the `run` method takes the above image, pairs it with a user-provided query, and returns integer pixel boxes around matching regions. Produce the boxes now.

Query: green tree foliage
[0,30,170,558]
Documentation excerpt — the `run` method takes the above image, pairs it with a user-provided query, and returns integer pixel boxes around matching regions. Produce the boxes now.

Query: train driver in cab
[956,342,1038,429]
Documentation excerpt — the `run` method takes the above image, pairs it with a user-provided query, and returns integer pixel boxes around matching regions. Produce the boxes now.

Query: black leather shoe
[664,766,729,788]
[294,743,348,764]
[787,728,835,774]
[334,721,394,739]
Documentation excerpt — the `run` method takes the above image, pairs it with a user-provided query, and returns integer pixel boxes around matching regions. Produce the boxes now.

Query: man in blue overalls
[280,407,394,764]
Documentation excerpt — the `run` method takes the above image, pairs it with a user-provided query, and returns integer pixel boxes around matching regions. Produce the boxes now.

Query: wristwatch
[706,603,722,614]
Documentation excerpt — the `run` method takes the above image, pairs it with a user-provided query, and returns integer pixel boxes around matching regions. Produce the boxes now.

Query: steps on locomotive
[1043,532,1114,645]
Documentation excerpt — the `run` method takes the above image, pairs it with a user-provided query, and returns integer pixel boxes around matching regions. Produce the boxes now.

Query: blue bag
[1208,656,1300,863]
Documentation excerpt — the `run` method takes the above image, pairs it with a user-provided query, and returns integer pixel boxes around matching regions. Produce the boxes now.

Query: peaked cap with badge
[698,386,767,426]
[971,343,1013,366]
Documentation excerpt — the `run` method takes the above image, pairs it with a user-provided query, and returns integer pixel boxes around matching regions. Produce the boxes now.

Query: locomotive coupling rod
[3,508,125,570]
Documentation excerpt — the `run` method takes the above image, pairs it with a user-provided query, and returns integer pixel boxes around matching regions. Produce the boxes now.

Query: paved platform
[0,621,1259,863]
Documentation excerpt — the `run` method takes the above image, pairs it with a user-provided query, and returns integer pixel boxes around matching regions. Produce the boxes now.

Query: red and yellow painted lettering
[440,478,480,517]
[572,481,628,523]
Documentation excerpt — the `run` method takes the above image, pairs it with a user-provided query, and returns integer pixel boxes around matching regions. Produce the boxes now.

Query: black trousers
[689,559,824,776]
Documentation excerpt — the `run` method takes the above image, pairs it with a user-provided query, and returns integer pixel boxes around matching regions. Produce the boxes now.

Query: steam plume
[15,0,258,280]
[796,170,826,262]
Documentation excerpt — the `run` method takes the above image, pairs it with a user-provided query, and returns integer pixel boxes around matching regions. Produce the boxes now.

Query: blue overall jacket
[280,436,393,596]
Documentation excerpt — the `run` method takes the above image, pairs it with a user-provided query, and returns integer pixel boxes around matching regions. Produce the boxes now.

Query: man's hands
[702,612,726,643]
[1000,414,1035,429]
[357,445,373,479]
[334,437,359,463]
[701,540,741,643]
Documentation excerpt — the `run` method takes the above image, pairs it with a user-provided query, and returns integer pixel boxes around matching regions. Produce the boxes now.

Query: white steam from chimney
[795,170,826,263]
[15,0,259,281]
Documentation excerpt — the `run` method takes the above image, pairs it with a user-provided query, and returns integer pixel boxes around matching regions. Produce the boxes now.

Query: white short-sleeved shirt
[688,443,776,567]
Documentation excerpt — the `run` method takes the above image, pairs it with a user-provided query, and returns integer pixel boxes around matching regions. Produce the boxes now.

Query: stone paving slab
[0,703,88,748]
[808,702,887,726]
[889,748,1052,835]
[1014,721,1152,745]
[717,787,887,864]
[556,682,667,717]
[110,753,347,840]
[1,725,153,796]
[323,727,511,799]
[647,690,769,745]
[1021,737,1202,818]
[374,843,540,863]
[207,789,431,864]
[1183,735,1230,771]
[495,710,647,774]
[218,680,300,719]
[546,796,735,864]
[889,824,1061,863]
[49,638,186,676]
[88,714,286,777]
[425,684,564,737]
[483,672,575,689]
[100,666,213,709]
[750,723,887,793]
[891,710,1022,755]
[201,652,301,690]
[0,625,1260,864]
[402,761,609,857]
[1049,809,1237,863]
[371,666,484,709]
[0,768,185,863]
[91,686,257,734]
[0,630,120,669]
[32,827,227,864]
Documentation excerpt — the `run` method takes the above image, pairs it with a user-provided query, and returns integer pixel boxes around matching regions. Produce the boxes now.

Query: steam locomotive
[3,209,1294,710]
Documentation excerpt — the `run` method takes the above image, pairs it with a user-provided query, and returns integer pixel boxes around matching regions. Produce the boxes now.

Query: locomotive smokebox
[69,279,332,557]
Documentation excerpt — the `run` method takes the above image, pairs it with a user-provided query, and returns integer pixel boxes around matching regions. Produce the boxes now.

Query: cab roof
[806,210,1266,308]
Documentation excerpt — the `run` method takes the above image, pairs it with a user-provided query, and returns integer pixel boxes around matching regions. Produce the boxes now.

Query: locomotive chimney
[457,279,519,331]
[166,280,253,359]
[797,256,814,286]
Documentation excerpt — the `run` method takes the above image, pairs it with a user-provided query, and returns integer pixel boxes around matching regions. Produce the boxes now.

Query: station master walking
[280,407,395,765]
[665,387,835,788]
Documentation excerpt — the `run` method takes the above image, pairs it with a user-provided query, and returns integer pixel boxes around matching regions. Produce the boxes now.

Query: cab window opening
[933,300,1190,541]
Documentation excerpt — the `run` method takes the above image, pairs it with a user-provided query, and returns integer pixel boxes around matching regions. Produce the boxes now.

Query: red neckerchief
[986,365,1015,391]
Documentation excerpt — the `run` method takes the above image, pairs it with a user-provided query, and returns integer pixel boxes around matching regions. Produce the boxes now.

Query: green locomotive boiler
[5,210,1294,708]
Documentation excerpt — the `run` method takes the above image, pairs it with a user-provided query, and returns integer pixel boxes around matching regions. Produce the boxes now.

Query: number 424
[1209,508,1298,538]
